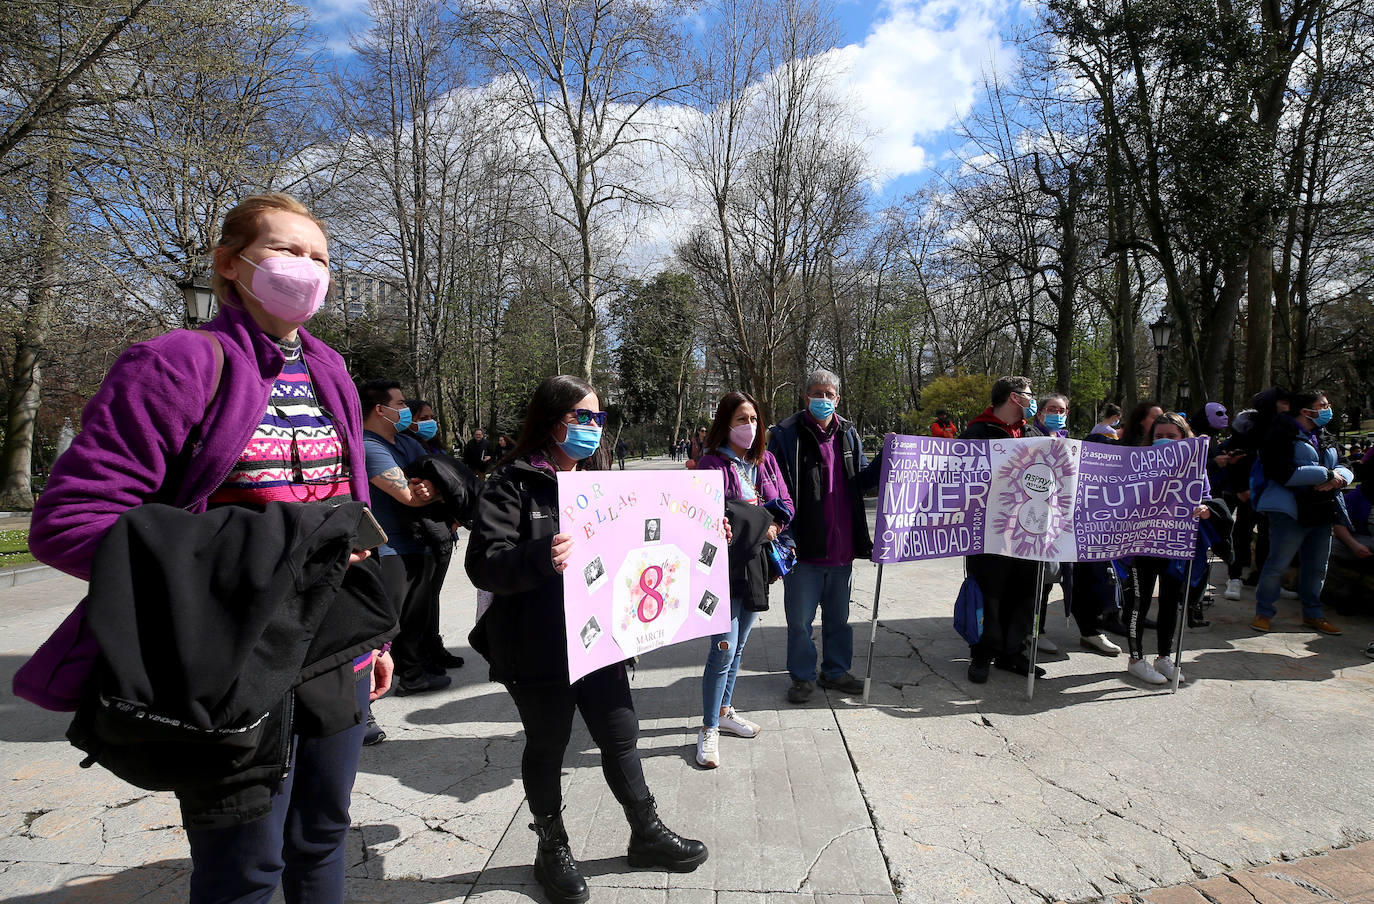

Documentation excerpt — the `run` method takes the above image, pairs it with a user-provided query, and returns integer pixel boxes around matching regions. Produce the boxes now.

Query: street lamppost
[177,275,216,327]
[1177,380,1190,416]
[1150,314,1173,401]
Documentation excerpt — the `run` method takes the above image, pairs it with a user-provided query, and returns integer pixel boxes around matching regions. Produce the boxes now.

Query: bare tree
[0,0,290,508]
[461,0,690,378]
[77,0,320,324]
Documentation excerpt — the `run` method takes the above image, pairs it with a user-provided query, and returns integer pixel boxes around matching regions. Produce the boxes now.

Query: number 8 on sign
[612,544,691,657]
[637,565,665,622]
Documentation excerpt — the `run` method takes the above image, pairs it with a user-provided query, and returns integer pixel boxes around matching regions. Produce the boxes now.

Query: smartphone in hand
[353,507,389,550]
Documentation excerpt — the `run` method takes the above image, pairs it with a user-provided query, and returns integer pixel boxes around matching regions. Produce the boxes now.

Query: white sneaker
[718,707,760,738]
[1279,588,1299,599]
[1154,656,1184,683]
[1035,634,1059,654]
[1127,658,1168,685]
[695,727,720,768]
[1080,633,1122,656]
[1224,578,1242,600]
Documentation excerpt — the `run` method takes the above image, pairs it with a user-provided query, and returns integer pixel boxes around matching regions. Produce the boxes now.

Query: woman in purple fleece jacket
[23,194,385,904]
[691,390,793,769]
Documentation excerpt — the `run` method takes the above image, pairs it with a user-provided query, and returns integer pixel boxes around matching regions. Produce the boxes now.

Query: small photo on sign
[583,556,607,594]
[643,518,662,543]
[697,589,720,619]
[579,615,603,650]
[696,541,718,573]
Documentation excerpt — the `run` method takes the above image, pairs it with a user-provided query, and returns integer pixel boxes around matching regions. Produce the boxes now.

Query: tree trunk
[1245,216,1274,396]
[1106,166,1137,412]
[0,137,68,510]
[1201,260,1245,401]
[1052,167,1080,397]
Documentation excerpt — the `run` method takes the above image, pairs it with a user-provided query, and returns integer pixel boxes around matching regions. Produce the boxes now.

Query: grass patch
[0,528,36,568]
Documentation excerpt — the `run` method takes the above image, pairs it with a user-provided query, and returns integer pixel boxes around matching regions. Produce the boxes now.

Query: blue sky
[301,0,1031,258]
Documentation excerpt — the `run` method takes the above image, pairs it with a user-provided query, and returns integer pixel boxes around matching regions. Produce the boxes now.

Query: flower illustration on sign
[612,545,689,655]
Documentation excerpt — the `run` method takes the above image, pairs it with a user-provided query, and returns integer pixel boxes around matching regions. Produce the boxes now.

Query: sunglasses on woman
[569,408,608,427]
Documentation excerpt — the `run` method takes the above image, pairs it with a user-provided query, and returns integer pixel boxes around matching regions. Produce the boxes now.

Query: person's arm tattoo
[370,466,412,502]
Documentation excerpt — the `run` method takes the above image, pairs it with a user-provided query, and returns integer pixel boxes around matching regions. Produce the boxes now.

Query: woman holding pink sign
[466,374,707,904]
[692,391,794,769]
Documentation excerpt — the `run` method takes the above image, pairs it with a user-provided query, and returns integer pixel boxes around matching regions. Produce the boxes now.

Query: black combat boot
[1187,603,1210,628]
[531,813,589,904]
[622,795,708,872]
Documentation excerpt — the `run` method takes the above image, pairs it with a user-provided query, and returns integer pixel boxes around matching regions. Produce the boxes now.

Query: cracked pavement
[1,488,1372,903]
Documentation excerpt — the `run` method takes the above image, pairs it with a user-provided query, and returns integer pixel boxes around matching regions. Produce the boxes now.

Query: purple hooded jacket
[696,448,794,522]
[16,303,370,711]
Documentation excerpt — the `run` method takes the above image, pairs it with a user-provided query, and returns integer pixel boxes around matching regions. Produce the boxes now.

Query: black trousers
[379,552,437,681]
[185,677,368,904]
[423,545,453,654]
[1068,561,1115,637]
[506,663,649,818]
[966,554,1038,662]
[1121,556,1181,660]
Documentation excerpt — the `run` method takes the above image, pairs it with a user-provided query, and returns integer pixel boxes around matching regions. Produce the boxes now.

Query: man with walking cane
[958,377,1046,685]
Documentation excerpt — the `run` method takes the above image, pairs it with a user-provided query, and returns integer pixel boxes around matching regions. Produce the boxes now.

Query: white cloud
[311,0,1021,275]
[305,0,372,21]
[830,0,1018,188]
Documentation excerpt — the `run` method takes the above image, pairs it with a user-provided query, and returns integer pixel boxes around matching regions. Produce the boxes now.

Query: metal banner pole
[1027,559,1046,701]
[1171,557,1195,694]
[863,564,884,704]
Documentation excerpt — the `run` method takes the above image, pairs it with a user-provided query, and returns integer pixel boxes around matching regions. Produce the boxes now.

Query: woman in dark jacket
[465,374,707,904]
[404,399,465,685]
[692,391,793,769]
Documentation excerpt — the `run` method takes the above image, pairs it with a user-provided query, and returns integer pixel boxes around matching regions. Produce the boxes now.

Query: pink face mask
[729,423,757,449]
[237,254,329,323]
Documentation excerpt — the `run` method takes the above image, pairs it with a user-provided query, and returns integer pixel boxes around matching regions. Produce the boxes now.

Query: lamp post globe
[1150,315,1172,400]
[177,276,216,327]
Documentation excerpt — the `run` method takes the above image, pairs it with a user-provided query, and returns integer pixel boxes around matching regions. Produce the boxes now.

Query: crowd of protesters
[13,191,1373,904]
[932,379,1372,687]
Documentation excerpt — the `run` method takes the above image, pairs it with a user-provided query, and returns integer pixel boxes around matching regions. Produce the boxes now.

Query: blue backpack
[954,572,984,645]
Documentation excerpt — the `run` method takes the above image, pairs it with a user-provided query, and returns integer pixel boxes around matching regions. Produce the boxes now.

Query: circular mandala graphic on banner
[991,443,1077,559]
[612,544,691,657]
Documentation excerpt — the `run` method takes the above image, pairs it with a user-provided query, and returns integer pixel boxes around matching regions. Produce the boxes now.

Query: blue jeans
[1255,512,1332,619]
[783,563,854,682]
[186,677,368,904]
[702,598,758,727]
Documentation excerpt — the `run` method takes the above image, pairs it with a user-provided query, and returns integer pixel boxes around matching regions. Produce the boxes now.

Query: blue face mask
[415,419,438,441]
[1309,408,1333,428]
[385,405,412,431]
[1152,437,1175,446]
[1044,413,1066,431]
[1023,398,1037,419]
[808,396,836,420]
[558,423,602,460]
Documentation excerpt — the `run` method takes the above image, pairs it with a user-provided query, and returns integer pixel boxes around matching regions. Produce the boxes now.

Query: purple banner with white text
[872,435,1209,564]
[559,471,732,682]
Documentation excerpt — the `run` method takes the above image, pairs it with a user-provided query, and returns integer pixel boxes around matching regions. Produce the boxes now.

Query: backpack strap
[154,330,224,505]
[193,330,224,414]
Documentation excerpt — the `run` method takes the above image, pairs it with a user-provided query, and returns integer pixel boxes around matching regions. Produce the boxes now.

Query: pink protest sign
[558,470,731,682]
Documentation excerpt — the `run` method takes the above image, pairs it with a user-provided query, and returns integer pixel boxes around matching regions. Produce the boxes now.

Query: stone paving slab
[1,472,1372,903]
[1116,840,1374,903]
